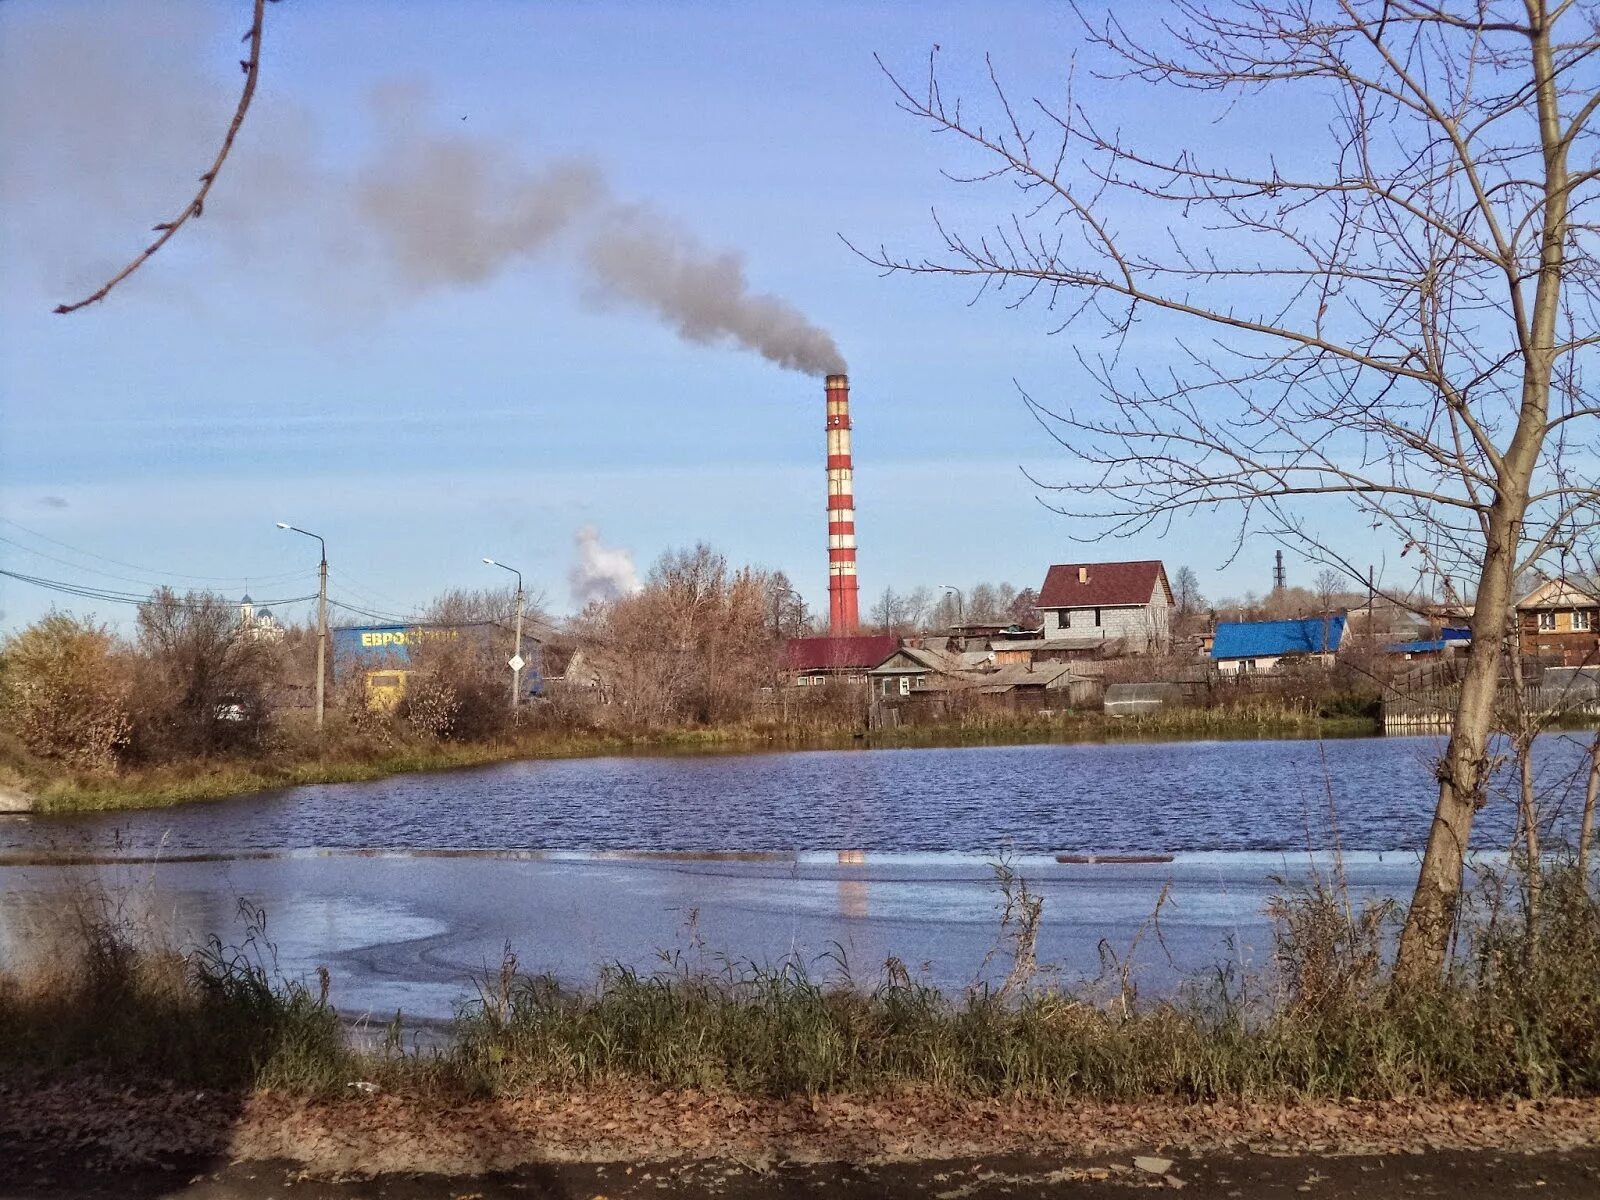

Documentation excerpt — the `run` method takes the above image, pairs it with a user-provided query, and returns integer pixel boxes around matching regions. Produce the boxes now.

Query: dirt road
[3,1147,1600,1199]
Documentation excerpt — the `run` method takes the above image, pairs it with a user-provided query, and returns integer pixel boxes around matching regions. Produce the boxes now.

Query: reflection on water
[838,850,868,919]
[2,735,1594,855]
[0,849,1432,1020]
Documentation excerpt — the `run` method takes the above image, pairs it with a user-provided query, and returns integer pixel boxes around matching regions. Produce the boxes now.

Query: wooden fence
[1381,681,1600,732]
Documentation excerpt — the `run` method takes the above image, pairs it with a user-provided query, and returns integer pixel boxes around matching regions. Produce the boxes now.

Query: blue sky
[0,0,1389,631]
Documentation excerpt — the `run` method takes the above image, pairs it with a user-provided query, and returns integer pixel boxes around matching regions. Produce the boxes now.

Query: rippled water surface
[4,734,1595,853]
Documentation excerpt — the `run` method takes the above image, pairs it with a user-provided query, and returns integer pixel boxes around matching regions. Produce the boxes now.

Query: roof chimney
[1078,566,1090,584]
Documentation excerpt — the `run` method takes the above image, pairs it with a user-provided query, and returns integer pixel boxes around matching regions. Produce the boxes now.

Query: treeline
[0,545,818,784]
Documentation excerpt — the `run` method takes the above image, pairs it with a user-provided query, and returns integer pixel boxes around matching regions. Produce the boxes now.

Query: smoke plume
[569,526,640,609]
[583,206,845,375]
[1,2,846,375]
[355,127,846,375]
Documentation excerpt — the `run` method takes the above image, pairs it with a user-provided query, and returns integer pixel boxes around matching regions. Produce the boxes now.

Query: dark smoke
[584,206,846,376]
[4,1,847,375]
[356,133,847,376]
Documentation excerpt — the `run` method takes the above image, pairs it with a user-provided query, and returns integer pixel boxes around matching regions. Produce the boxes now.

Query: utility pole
[277,522,328,731]
[483,558,525,711]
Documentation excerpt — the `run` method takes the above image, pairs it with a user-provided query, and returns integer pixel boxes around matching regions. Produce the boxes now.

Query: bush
[0,613,131,772]
[130,589,277,760]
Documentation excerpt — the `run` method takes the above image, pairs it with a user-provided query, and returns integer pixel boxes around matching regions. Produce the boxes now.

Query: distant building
[1211,615,1346,674]
[1035,560,1173,655]
[1385,628,1471,660]
[1517,577,1600,666]
[332,623,543,700]
[783,634,901,686]
[867,644,1098,705]
[237,594,284,643]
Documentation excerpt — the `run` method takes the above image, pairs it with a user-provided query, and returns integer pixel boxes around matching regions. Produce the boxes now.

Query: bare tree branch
[54,0,270,315]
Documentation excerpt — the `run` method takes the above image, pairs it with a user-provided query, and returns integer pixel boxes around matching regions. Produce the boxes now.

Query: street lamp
[939,583,965,627]
[483,557,525,711]
[277,522,328,731]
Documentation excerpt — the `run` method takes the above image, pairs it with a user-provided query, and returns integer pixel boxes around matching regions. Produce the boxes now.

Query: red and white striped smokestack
[825,373,860,635]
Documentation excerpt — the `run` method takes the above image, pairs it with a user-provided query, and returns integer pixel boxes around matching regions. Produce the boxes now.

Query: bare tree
[866,3,1600,980]
[133,589,276,756]
[1007,585,1041,628]
[1313,568,1350,612]
[1172,566,1206,636]
[903,585,936,630]
[869,586,909,633]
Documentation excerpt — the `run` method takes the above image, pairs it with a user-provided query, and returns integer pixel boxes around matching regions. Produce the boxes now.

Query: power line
[0,534,313,593]
[0,516,308,587]
[0,568,317,610]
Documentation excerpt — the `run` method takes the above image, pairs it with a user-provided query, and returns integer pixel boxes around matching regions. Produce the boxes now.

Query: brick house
[1035,560,1173,656]
[1517,577,1600,666]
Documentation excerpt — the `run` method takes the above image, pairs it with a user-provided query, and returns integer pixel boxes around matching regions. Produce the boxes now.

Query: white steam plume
[568,526,640,609]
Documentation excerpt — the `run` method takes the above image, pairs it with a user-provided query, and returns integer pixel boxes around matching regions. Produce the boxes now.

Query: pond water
[0,735,1588,1018]
[1,734,1594,856]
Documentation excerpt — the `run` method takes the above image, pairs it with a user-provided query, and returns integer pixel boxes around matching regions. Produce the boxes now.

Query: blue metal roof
[1211,616,1346,660]
[1387,639,1449,654]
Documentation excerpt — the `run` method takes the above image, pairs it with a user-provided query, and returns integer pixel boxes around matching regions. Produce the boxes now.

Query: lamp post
[939,584,965,627]
[483,558,524,710]
[277,522,327,731]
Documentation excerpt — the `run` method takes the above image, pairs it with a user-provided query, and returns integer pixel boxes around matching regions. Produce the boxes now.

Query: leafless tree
[575,544,780,728]
[1007,585,1041,628]
[1172,566,1207,636]
[865,2,1600,980]
[133,589,276,756]
[1313,568,1350,612]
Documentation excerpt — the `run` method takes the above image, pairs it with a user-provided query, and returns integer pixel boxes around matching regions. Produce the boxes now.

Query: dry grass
[5,866,1600,1104]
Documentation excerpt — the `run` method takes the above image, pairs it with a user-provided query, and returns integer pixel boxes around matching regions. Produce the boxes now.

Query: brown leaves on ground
[4,1080,1600,1177]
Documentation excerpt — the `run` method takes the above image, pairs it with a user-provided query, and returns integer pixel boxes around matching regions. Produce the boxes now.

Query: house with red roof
[1034,560,1173,656]
[782,634,901,686]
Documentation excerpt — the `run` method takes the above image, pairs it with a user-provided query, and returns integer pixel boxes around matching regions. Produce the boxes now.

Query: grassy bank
[3,870,1598,1103]
[7,706,1379,815]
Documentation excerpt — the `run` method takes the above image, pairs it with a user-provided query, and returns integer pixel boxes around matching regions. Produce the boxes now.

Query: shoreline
[8,712,1382,816]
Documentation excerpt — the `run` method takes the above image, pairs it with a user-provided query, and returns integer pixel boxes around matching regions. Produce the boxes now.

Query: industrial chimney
[825,373,860,635]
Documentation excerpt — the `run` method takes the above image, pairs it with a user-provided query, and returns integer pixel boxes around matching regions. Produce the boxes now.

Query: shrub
[130,589,277,759]
[0,613,131,772]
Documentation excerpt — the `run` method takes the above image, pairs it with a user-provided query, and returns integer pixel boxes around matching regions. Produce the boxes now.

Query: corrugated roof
[1038,561,1170,609]
[1212,616,1346,660]
[995,636,1123,652]
[783,635,900,672]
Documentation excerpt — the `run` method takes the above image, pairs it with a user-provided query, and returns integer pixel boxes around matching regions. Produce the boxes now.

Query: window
[1056,610,1070,630]
[1538,611,1557,631]
[1094,607,1102,627]
[1575,610,1594,632]
[899,676,911,697]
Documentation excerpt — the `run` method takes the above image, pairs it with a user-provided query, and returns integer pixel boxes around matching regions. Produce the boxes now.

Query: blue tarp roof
[1212,616,1346,660]
[1385,628,1471,654]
